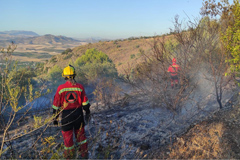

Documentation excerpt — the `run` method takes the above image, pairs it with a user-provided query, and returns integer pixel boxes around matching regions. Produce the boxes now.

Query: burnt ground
[1,84,239,159]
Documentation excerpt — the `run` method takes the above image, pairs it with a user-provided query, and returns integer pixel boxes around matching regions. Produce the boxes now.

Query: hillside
[44,35,173,74]
[1,32,240,159]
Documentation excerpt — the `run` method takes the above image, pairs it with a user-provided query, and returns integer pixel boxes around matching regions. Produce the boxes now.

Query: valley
[0,31,88,62]
[11,42,87,62]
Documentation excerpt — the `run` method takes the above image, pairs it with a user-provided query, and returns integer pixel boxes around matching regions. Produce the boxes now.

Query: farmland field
[7,42,87,62]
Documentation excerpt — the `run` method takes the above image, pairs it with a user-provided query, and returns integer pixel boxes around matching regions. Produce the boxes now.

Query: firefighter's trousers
[61,108,88,158]
[170,75,179,87]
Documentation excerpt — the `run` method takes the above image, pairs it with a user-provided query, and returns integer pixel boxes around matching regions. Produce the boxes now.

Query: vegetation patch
[41,48,65,53]
[12,52,52,59]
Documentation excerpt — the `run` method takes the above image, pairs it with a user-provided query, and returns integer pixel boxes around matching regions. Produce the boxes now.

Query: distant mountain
[0,34,81,46]
[76,37,112,43]
[0,32,7,34]
[16,34,81,44]
[2,30,39,36]
[0,30,39,42]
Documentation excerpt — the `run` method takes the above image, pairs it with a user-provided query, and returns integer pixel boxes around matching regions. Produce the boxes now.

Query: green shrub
[35,62,45,76]
[75,48,113,66]
[130,54,136,59]
[8,67,36,87]
[74,48,118,84]
[48,65,62,82]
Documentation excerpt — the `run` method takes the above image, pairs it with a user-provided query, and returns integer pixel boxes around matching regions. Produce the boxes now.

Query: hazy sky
[1,0,204,39]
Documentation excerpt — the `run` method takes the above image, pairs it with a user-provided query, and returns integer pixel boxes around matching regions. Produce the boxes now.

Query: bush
[75,48,113,66]
[0,44,50,159]
[35,62,45,76]
[61,48,72,55]
[130,54,136,59]
[74,48,118,84]
[93,78,122,108]
[8,67,36,87]
[48,65,63,83]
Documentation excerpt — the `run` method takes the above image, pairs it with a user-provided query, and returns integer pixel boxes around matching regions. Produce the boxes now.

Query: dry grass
[10,43,86,62]
[93,78,122,109]
[154,105,240,159]
[168,122,225,159]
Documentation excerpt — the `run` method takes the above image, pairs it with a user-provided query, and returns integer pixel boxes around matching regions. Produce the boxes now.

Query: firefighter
[167,58,180,89]
[52,65,90,159]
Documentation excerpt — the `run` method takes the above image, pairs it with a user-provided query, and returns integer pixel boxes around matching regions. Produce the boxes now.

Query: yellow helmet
[62,65,76,78]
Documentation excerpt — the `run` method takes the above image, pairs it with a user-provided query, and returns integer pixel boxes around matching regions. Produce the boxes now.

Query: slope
[44,35,174,75]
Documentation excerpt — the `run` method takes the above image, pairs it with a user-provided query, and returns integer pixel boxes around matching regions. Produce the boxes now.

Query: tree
[201,0,240,77]
[221,0,240,76]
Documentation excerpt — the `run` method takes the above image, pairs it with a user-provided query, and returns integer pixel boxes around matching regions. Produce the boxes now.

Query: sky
[0,0,204,39]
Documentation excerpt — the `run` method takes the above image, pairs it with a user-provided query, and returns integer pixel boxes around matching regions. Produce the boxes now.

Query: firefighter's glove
[53,120,58,126]
[83,103,91,124]
[85,113,91,125]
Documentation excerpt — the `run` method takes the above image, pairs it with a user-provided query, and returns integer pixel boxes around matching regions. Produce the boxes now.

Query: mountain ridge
[0,30,39,36]
[0,33,81,46]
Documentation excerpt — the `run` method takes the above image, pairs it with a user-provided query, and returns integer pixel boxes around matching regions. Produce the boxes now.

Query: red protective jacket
[167,62,180,76]
[52,81,89,111]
